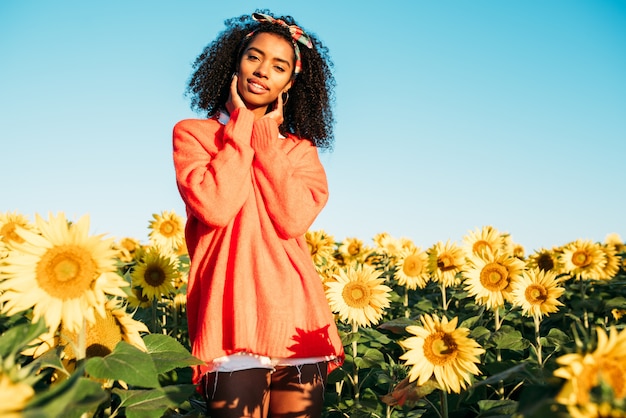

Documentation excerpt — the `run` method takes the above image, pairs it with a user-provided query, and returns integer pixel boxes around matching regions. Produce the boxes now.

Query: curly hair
[185,10,335,150]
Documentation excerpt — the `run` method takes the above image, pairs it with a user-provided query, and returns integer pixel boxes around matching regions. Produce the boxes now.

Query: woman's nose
[253,62,269,78]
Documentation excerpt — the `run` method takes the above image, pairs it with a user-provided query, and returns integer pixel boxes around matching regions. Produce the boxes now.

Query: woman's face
[236,32,294,116]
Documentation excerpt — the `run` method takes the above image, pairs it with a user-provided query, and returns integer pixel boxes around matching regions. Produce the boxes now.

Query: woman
[173,10,344,417]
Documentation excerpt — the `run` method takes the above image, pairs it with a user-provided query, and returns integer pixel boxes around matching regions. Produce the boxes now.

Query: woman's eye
[275,66,285,72]
[246,54,259,61]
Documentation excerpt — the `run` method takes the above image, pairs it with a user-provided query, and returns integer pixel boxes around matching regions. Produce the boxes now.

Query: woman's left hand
[262,91,285,126]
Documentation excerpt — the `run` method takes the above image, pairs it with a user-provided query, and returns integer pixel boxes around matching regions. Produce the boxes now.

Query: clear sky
[2,0,625,252]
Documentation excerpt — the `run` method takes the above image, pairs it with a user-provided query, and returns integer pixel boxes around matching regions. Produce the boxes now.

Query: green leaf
[113,384,198,418]
[459,315,482,330]
[0,319,47,358]
[143,334,203,375]
[541,327,571,348]
[86,341,160,388]
[341,331,360,346]
[470,325,491,341]
[477,398,518,414]
[354,348,385,369]
[605,296,626,310]
[491,329,529,350]
[23,365,107,418]
[20,346,69,384]
[378,317,418,334]
[472,363,528,388]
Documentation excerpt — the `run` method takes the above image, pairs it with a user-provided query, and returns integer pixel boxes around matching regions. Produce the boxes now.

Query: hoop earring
[282,92,289,106]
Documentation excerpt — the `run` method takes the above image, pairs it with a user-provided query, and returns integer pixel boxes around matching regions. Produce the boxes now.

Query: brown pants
[201,362,327,418]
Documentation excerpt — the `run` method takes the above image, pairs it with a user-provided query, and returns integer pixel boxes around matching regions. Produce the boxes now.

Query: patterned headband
[248,12,313,75]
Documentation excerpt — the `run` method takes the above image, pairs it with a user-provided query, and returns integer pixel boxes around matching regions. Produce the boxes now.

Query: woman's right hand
[226,74,245,115]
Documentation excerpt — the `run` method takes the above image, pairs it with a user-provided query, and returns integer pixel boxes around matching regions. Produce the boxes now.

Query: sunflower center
[479,263,509,291]
[423,331,457,365]
[600,359,626,398]
[342,282,372,308]
[37,245,97,299]
[472,240,491,255]
[62,308,123,360]
[403,255,424,276]
[525,284,548,304]
[159,221,177,237]
[437,254,457,272]
[144,266,166,287]
[572,250,591,267]
[537,253,555,271]
[0,223,24,244]
[348,243,360,256]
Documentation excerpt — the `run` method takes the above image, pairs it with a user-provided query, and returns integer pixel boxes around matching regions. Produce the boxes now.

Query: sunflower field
[0,210,625,418]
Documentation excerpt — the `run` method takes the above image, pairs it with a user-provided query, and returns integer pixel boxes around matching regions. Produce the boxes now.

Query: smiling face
[236,32,295,118]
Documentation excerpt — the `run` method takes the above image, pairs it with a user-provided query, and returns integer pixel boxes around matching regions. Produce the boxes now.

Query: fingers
[226,74,246,114]
[230,74,238,98]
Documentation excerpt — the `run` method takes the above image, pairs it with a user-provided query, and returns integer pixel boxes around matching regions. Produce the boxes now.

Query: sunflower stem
[151,297,159,333]
[580,278,589,330]
[439,389,449,418]
[440,282,449,311]
[352,321,360,405]
[404,288,410,318]
[533,314,543,367]
[494,307,504,399]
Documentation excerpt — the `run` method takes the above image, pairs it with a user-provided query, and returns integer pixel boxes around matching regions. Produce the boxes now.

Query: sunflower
[127,286,152,309]
[462,226,503,259]
[26,299,148,360]
[500,232,525,258]
[337,237,368,265]
[555,326,626,407]
[511,268,565,319]
[399,314,485,394]
[0,373,34,418]
[305,229,336,266]
[61,299,148,361]
[0,213,128,333]
[526,247,564,275]
[130,247,178,301]
[511,243,525,259]
[148,210,185,253]
[317,261,342,290]
[373,233,405,259]
[427,241,466,288]
[0,240,8,259]
[325,264,392,327]
[560,239,607,280]
[0,211,36,247]
[463,249,525,309]
[605,233,625,254]
[394,247,430,290]
[113,237,143,264]
[567,402,626,418]
[597,244,621,280]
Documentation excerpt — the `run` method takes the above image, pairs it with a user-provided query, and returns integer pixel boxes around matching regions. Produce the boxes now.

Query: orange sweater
[173,108,344,381]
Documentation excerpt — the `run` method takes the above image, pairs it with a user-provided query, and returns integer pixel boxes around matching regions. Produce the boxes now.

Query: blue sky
[1,0,625,252]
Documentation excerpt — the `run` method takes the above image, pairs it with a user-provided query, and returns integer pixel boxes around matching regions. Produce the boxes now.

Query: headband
[248,12,313,75]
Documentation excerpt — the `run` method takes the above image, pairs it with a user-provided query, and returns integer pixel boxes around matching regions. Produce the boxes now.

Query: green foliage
[1,226,624,417]
[0,319,202,417]
[321,248,626,417]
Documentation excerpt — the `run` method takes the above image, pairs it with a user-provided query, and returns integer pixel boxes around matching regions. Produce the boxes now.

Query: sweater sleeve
[250,118,329,238]
[173,108,256,228]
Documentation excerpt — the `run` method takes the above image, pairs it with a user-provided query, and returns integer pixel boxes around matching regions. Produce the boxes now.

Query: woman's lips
[247,78,268,94]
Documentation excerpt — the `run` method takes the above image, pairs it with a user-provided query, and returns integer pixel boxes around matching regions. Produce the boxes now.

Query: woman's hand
[262,91,285,126]
[225,74,246,115]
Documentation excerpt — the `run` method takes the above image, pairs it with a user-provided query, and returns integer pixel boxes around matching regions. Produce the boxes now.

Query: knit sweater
[173,108,344,382]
